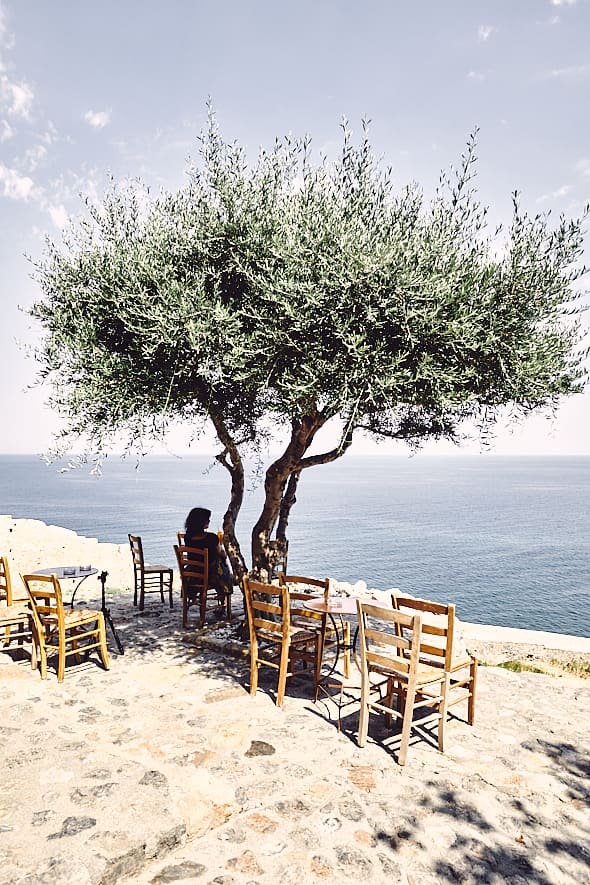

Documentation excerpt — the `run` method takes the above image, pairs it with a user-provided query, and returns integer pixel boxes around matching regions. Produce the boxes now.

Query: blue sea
[1,454,589,637]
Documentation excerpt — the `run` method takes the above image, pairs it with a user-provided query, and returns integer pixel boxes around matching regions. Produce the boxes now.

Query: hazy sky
[0,0,588,456]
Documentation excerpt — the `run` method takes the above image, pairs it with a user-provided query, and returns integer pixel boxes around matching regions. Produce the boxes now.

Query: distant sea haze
[1,454,589,638]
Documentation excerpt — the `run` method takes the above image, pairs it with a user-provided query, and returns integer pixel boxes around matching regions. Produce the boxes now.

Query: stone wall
[0,515,133,598]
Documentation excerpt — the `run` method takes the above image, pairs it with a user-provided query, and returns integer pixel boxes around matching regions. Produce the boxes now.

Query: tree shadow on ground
[97,593,327,704]
[368,735,590,884]
[305,681,590,885]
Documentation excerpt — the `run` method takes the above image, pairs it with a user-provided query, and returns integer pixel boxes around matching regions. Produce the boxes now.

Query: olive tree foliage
[29,113,588,579]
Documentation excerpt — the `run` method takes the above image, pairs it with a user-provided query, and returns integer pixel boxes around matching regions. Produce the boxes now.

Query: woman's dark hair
[185,507,211,535]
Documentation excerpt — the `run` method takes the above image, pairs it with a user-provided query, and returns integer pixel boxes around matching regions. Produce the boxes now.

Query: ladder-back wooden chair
[243,578,319,707]
[392,593,477,725]
[278,573,347,688]
[128,534,173,611]
[356,599,447,766]
[0,555,34,664]
[21,573,110,682]
[174,544,210,629]
[176,532,233,624]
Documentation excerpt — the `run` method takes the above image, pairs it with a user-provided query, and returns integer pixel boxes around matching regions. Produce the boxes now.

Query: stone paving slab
[1,592,589,885]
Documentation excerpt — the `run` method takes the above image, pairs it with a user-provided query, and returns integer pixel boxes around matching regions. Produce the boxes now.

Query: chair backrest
[176,531,186,546]
[278,574,329,596]
[392,594,454,670]
[0,555,13,606]
[243,577,290,642]
[357,599,422,681]
[278,573,329,625]
[174,544,208,594]
[128,534,144,572]
[21,573,64,630]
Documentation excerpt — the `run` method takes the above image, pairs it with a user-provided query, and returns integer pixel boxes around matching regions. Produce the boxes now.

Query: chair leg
[357,675,370,747]
[342,621,351,679]
[276,642,291,707]
[98,617,110,671]
[57,644,66,683]
[199,589,207,628]
[139,575,145,611]
[182,593,188,629]
[38,643,47,679]
[71,633,81,665]
[168,572,173,610]
[384,676,395,729]
[30,625,38,671]
[39,645,47,679]
[397,682,416,766]
[438,676,448,752]
[225,591,232,622]
[468,659,477,726]
[249,641,259,697]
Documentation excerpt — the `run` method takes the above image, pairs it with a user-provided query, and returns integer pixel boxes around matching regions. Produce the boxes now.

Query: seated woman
[184,507,233,609]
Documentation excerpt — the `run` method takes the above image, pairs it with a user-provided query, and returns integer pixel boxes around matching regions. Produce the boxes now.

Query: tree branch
[298,423,355,470]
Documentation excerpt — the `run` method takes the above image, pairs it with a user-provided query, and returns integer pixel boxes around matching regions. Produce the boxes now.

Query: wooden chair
[278,573,347,688]
[175,543,233,628]
[128,534,173,611]
[0,556,34,663]
[356,599,447,766]
[392,594,477,725]
[174,544,209,629]
[21,573,110,682]
[243,578,319,707]
[176,531,185,546]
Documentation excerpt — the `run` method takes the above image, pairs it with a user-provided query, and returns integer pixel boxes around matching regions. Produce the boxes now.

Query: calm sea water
[1,454,589,637]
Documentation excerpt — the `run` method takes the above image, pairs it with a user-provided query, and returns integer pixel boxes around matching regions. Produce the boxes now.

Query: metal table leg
[69,573,94,608]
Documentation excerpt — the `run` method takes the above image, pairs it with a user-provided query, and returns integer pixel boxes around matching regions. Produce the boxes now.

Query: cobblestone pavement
[1,592,589,885]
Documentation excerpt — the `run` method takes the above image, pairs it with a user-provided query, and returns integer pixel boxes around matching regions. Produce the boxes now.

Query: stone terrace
[1,590,589,885]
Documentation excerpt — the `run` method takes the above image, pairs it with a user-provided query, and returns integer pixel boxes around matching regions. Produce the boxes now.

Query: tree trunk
[209,412,248,582]
[251,420,356,580]
[250,414,325,580]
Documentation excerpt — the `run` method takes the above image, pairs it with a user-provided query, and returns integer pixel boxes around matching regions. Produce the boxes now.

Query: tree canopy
[29,113,588,578]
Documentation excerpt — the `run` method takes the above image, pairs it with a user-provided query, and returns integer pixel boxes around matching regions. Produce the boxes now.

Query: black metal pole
[99,571,124,654]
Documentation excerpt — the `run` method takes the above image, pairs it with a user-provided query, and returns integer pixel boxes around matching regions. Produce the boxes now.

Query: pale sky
[0,0,588,457]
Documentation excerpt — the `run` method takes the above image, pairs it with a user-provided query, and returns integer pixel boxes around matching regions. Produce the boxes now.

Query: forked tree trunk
[212,409,355,583]
[250,416,325,580]
[250,415,355,580]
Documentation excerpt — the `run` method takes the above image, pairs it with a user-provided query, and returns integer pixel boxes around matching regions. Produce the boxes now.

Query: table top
[303,596,360,615]
[32,566,98,579]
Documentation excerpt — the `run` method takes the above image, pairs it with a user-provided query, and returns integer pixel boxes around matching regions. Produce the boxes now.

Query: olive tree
[29,114,588,580]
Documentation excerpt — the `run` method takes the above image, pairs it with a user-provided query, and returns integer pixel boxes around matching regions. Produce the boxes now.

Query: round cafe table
[304,595,362,681]
[303,595,359,616]
[31,565,124,655]
[32,565,98,607]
